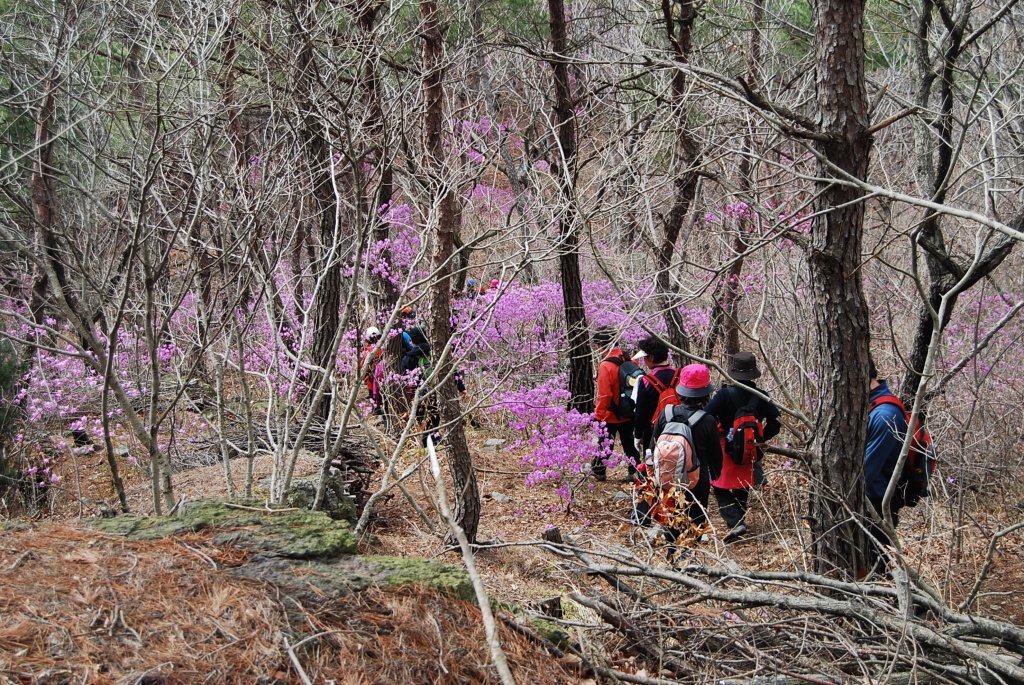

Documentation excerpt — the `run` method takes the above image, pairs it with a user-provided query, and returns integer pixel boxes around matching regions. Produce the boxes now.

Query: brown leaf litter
[0,525,577,684]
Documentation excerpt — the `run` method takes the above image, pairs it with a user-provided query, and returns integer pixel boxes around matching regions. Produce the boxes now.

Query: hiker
[645,364,723,557]
[592,327,642,481]
[631,336,680,459]
[865,358,908,570]
[360,327,384,411]
[465,278,478,299]
[705,351,781,542]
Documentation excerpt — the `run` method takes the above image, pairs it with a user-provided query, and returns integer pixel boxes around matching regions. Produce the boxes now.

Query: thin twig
[176,542,217,569]
[958,521,1024,612]
[283,635,314,685]
[111,553,139,577]
[6,551,32,571]
[426,436,517,685]
[222,503,299,514]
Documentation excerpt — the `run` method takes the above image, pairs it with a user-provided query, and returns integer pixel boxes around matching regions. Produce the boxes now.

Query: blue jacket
[865,382,908,499]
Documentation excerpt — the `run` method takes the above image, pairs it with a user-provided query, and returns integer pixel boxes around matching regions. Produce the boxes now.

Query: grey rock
[491,492,512,503]
[482,438,507,451]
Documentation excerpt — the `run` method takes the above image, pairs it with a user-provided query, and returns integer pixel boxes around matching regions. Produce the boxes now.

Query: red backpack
[725,395,764,466]
[644,369,682,427]
[868,394,937,507]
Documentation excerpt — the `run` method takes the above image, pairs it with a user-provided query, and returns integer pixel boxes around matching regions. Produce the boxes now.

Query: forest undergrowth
[4,406,1021,684]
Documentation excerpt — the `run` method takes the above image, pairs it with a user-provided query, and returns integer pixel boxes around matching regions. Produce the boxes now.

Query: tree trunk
[547,0,594,414]
[900,0,1018,404]
[807,0,873,578]
[293,3,343,425]
[655,0,701,356]
[707,0,762,361]
[422,0,480,542]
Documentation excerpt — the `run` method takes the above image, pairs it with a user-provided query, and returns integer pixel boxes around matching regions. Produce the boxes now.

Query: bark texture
[653,0,701,356]
[807,0,873,577]
[422,0,480,542]
[547,0,594,414]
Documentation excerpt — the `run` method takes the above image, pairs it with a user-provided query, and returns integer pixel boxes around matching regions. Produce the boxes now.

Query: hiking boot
[724,522,748,542]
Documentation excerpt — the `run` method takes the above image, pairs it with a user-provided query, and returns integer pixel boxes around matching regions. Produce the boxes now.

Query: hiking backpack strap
[664,405,705,426]
[646,368,680,394]
[869,394,906,413]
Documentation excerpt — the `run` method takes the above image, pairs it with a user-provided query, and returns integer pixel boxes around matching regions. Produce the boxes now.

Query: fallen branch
[569,591,690,676]
[222,503,299,514]
[426,436,516,685]
[958,520,1024,612]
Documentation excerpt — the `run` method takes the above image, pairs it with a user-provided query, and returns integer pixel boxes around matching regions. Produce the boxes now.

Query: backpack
[603,355,646,420]
[644,369,682,427]
[868,394,937,508]
[651,406,704,491]
[725,394,764,466]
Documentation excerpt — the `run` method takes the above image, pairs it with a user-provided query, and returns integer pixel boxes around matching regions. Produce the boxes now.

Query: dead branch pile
[542,541,1024,685]
[197,419,380,512]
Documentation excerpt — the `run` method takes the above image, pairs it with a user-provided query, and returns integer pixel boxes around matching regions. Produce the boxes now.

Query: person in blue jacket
[865,357,908,570]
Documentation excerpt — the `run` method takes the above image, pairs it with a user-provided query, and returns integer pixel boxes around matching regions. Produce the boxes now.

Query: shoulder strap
[602,355,625,367]
[734,388,761,417]
[647,368,680,393]
[687,409,705,427]
[869,394,906,414]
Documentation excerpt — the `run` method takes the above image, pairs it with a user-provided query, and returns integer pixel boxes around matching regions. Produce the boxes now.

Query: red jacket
[595,349,629,424]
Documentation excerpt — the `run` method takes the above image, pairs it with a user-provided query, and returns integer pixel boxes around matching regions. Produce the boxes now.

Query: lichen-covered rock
[91,499,356,558]
[361,556,474,601]
[282,471,357,523]
[0,520,31,532]
[230,555,473,602]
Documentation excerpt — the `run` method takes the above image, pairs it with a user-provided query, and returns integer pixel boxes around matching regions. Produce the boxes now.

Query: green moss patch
[230,555,473,602]
[91,499,356,559]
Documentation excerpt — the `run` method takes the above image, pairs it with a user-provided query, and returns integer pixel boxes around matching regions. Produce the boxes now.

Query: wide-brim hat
[677,363,715,398]
[729,351,761,380]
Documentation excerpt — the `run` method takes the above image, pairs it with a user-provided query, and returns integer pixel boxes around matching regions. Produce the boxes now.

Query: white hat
[631,350,647,361]
[365,326,381,340]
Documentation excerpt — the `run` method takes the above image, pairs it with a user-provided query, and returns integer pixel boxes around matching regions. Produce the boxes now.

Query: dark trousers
[713,486,749,529]
[865,496,902,574]
[593,420,640,478]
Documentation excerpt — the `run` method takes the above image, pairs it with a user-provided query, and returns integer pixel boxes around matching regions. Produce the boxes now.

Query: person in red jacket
[592,328,641,481]
[360,327,384,411]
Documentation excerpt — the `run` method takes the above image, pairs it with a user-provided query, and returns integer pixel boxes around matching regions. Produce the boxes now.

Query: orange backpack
[651,406,703,490]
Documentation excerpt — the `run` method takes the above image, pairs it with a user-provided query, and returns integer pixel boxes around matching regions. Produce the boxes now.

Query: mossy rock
[361,556,474,601]
[527,616,570,650]
[231,555,473,602]
[282,472,357,523]
[0,520,31,532]
[492,599,571,650]
[91,499,356,559]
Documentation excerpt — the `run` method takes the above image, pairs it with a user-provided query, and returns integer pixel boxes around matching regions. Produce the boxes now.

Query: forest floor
[3,411,1023,683]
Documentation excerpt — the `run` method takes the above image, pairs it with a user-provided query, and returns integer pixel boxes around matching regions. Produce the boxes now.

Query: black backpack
[604,355,645,420]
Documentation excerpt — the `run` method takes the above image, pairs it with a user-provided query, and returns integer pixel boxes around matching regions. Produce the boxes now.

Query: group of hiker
[593,327,933,567]
[360,308,466,443]
[358,305,932,570]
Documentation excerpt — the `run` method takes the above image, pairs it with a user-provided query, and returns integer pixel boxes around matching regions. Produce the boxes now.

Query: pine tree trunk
[547,0,594,414]
[422,0,480,542]
[807,0,873,578]
[655,0,700,356]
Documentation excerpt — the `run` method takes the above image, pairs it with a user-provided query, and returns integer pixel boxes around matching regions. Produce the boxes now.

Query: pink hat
[676,363,715,398]
[490,279,499,288]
